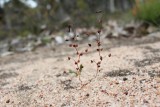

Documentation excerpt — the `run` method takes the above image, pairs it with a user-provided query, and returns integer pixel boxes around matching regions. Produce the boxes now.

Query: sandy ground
[0,35,160,107]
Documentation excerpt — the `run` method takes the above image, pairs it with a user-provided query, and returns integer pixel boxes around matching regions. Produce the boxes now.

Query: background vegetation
[133,0,160,25]
[0,0,159,39]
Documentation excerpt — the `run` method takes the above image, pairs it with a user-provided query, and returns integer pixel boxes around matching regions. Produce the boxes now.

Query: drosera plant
[66,27,88,85]
[66,11,111,88]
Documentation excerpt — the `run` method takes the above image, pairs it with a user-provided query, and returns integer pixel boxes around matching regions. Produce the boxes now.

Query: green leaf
[69,69,78,76]
[79,64,84,72]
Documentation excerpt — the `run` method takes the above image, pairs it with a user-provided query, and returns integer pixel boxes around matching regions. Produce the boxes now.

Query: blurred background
[0,0,135,37]
[0,0,160,56]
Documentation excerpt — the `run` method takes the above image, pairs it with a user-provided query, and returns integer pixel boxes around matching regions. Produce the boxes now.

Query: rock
[15,47,30,53]
[35,38,43,46]
[0,51,14,57]
[47,41,55,50]
[27,34,37,41]
[14,42,35,53]
[105,20,130,38]
[10,37,28,52]
[41,36,52,45]
[135,22,150,37]
[0,43,10,53]
[68,32,74,38]
[148,32,160,38]
[40,30,51,36]
[88,35,97,41]
[10,38,21,46]
[147,26,158,33]
[108,20,118,29]
[123,26,135,34]
[55,36,64,44]
[40,24,47,30]
[109,27,129,38]
[76,28,87,35]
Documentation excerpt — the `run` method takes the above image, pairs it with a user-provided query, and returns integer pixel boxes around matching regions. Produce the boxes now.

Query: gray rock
[55,36,64,44]
[10,38,21,46]
[0,43,9,52]
[88,35,97,41]
[0,51,14,57]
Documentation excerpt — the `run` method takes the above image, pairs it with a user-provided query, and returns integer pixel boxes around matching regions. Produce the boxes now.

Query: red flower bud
[68,57,71,60]
[97,61,101,65]
[100,56,103,61]
[88,44,91,47]
[80,53,83,56]
[85,49,88,52]
[97,29,101,34]
[98,42,101,46]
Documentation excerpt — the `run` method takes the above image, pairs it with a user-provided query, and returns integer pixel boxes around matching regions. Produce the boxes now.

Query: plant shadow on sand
[104,69,135,77]
[0,72,18,88]
[134,57,160,67]
[104,69,160,78]
[0,72,18,80]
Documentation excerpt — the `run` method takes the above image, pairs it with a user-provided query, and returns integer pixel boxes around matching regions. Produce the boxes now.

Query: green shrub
[135,0,160,25]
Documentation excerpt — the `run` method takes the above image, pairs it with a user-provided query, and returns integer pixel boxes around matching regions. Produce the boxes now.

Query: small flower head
[100,56,103,61]
[85,49,88,53]
[97,29,101,34]
[68,57,71,60]
[71,37,75,40]
[97,42,101,46]
[73,44,78,48]
[97,65,100,68]
[97,61,101,65]
[80,53,83,56]
[88,44,92,47]
[96,10,102,13]
[75,62,78,65]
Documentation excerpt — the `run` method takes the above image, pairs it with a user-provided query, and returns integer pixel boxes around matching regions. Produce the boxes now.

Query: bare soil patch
[0,35,160,106]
